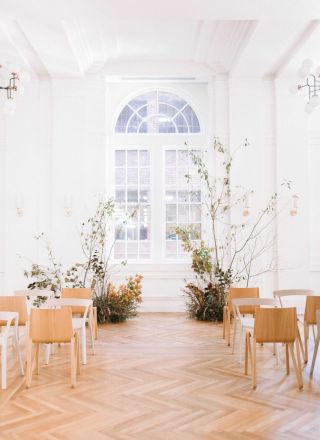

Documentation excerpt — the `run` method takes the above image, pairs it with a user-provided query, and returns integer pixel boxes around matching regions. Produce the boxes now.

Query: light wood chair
[245,307,303,390]
[274,289,314,362]
[232,298,277,363]
[223,287,259,346]
[304,296,320,364]
[0,296,28,341]
[45,298,94,365]
[61,288,98,340]
[310,309,320,376]
[26,308,80,388]
[0,312,24,389]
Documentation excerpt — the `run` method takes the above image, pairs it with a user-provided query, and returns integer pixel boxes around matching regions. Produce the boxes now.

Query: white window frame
[108,88,206,265]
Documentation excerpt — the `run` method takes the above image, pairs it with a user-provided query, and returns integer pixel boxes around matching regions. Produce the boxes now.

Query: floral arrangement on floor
[176,139,292,322]
[23,200,143,323]
[94,275,143,323]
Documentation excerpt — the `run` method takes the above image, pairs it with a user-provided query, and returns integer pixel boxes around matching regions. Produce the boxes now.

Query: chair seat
[240,317,255,329]
[72,318,86,330]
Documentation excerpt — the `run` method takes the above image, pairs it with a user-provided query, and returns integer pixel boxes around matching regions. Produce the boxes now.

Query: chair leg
[285,344,290,375]
[70,336,76,388]
[13,324,24,376]
[81,326,87,365]
[76,334,80,375]
[222,306,226,339]
[227,311,231,347]
[35,344,40,375]
[304,322,309,364]
[1,340,7,390]
[245,332,249,375]
[26,339,33,388]
[232,318,238,354]
[310,336,320,376]
[252,337,257,389]
[45,344,50,365]
[88,309,95,355]
[289,342,303,390]
[93,307,98,340]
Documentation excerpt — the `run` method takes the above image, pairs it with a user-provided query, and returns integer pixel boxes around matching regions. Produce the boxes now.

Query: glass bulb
[3,99,16,115]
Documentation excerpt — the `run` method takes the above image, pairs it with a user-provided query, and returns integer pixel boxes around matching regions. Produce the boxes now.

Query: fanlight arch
[115,90,201,134]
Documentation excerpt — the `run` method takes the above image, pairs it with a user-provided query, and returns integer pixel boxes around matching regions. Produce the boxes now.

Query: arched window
[115,90,200,134]
[112,88,203,262]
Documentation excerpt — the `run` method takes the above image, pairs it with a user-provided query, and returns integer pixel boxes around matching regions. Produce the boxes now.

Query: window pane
[127,150,138,166]
[140,168,150,185]
[115,189,126,203]
[166,224,177,240]
[127,168,138,185]
[166,168,176,185]
[166,204,177,222]
[165,190,176,202]
[139,150,149,166]
[190,204,201,222]
[127,189,138,203]
[164,148,201,258]
[139,189,149,203]
[114,149,150,261]
[115,150,126,166]
[178,205,189,223]
[115,168,125,185]
[166,150,176,167]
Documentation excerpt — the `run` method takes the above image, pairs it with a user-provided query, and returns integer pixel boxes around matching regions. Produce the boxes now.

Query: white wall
[0,73,317,309]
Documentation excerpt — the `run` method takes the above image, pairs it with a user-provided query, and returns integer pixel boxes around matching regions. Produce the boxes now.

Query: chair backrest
[0,296,28,325]
[29,308,73,343]
[45,298,92,320]
[304,296,320,325]
[0,312,19,335]
[228,287,259,315]
[274,289,314,308]
[254,307,298,343]
[232,298,277,321]
[61,288,92,315]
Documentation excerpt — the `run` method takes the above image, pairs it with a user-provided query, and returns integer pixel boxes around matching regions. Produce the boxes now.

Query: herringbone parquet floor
[1,313,320,439]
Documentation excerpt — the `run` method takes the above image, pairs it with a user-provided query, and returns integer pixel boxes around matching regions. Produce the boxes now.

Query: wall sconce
[15,195,24,217]
[64,196,73,217]
[290,194,299,216]
[242,193,250,217]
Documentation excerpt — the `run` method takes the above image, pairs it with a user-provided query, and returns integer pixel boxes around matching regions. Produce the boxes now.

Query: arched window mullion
[115,90,200,134]
[126,109,143,133]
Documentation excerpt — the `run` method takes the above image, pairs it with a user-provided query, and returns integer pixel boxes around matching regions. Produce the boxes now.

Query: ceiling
[0,0,320,80]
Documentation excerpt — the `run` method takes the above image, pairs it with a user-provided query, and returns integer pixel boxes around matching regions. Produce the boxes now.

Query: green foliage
[23,200,143,323]
[177,138,291,321]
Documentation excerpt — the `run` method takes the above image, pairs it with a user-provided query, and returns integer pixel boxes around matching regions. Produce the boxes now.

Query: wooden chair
[61,288,98,340]
[45,298,94,365]
[0,312,24,389]
[0,296,28,338]
[310,309,320,376]
[304,296,320,364]
[245,307,303,390]
[274,289,314,362]
[232,298,277,363]
[223,287,259,346]
[26,308,80,388]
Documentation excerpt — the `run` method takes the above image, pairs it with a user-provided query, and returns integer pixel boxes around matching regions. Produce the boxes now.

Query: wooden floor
[1,313,320,439]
